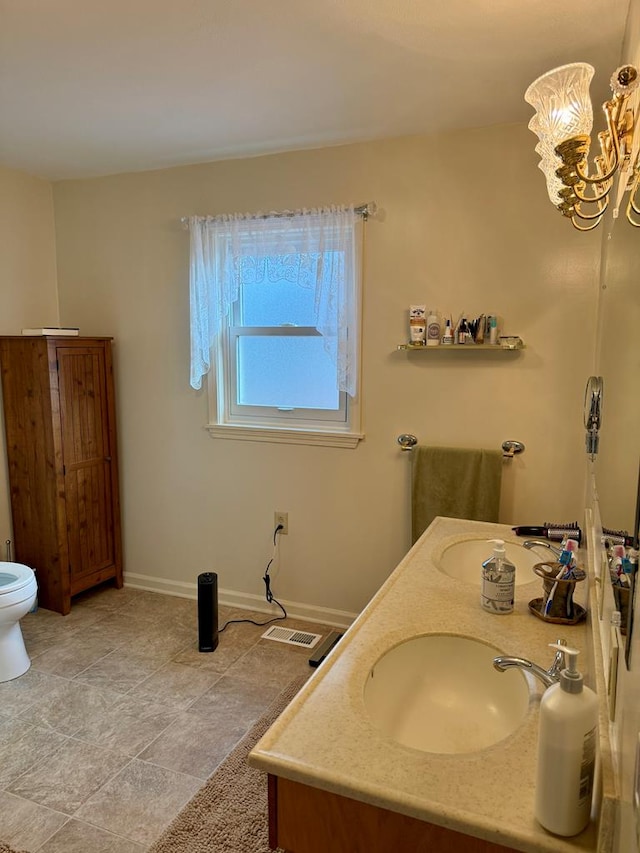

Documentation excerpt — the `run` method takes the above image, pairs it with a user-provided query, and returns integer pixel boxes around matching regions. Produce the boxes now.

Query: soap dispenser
[481,538,515,614]
[534,643,598,837]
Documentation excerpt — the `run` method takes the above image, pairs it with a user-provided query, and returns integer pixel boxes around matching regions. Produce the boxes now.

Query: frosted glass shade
[525,63,595,204]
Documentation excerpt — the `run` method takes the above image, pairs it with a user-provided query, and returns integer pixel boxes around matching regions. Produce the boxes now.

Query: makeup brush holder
[528,562,587,625]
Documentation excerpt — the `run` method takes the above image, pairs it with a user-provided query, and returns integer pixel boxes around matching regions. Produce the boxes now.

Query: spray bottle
[481,539,515,614]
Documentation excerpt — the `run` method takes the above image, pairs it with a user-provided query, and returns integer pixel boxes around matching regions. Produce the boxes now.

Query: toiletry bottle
[534,644,598,837]
[481,539,515,614]
[409,305,426,345]
[489,315,498,345]
[426,309,441,347]
[457,318,469,344]
[442,319,453,345]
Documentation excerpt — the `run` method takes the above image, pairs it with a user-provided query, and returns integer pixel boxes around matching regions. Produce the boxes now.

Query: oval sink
[364,635,531,754]
[435,538,541,586]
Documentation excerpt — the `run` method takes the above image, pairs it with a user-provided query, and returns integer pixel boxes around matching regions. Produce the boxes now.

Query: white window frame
[205,232,363,449]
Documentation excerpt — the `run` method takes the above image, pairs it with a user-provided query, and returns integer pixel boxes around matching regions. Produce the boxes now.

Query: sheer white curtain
[188,205,359,396]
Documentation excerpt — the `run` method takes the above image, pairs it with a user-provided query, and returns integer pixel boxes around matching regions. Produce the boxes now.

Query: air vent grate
[261,626,322,648]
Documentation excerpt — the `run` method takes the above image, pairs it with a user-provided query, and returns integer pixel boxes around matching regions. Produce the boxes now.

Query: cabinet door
[57,345,117,587]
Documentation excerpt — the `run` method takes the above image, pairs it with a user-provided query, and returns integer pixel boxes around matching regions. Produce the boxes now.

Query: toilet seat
[0,563,37,609]
[0,561,37,682]
[0,563,35,595]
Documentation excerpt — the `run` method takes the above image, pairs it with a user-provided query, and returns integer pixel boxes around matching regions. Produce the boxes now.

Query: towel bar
[396,435,525,459]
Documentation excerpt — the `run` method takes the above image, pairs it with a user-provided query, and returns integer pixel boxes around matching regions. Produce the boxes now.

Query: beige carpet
[0,844,28,853]
[148,674,308,853]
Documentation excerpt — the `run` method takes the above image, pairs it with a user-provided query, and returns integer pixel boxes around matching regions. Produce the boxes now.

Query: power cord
[219,524,288,633]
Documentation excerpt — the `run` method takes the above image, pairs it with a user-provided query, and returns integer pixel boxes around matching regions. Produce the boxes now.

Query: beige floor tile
[82,612,160,648]
[137,709,247,778]
[72,585,145,612]
[73,642,185,693]
[224,638,314,687]
[172,624,260,672]
[0,669,68,717]
[7,739,130,815]
[17,680,121,736]
[36,604,109,632]
[0,790,68,851]
[189,673,283,725]
[127,661,221,712]
[72,694,177,756]
[38,818,145,853]
[0,718,68,787]
[31,634,115,678]
[74,759,201,846]
[21,607,107,658]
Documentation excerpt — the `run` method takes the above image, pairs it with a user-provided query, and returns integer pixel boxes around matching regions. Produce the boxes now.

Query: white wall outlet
[274,511,288,535]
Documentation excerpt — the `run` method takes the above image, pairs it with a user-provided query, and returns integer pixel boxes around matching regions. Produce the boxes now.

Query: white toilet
[0,561,37,682]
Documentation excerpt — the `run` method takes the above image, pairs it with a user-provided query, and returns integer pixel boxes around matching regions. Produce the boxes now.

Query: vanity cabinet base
[268,775,516,853]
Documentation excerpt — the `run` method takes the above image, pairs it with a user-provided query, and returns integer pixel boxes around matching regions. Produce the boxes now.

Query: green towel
[411,446,502,544]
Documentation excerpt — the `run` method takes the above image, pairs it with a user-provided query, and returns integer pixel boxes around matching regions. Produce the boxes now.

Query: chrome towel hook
[397,434,418,452]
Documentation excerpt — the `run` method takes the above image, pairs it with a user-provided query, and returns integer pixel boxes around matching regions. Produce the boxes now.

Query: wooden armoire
[0,336,123,614]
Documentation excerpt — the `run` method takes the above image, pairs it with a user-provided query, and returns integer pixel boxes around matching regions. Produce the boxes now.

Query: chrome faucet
[493,640,567,689]
[523,539,563,559]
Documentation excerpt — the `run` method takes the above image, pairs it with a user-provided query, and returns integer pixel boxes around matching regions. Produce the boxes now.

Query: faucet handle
[548,639,567,677]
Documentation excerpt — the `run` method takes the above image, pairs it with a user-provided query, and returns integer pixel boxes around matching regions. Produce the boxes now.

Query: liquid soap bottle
[480,539,515,614]
[534,644,598,836]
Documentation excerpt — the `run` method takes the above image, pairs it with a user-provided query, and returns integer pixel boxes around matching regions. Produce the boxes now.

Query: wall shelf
[397,337,525,352]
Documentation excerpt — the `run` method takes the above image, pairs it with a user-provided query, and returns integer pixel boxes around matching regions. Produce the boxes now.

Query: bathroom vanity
[249,517,616,853]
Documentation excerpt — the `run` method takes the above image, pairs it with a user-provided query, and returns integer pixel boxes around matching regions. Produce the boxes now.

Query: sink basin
[363,635,531,754]
[435,537,542,586]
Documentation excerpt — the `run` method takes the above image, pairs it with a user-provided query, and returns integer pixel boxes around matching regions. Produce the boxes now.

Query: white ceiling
[0,0,631,180]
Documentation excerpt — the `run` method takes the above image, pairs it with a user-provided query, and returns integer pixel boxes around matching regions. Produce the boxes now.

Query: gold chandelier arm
[572,179,612,205]
[572,196,609,222]
[626,168,640,225]
[574,102,621,185]
[626,207,640,226]
[570,215,604,231]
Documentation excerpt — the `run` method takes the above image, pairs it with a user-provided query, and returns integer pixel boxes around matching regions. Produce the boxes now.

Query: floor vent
[261,625,322,649]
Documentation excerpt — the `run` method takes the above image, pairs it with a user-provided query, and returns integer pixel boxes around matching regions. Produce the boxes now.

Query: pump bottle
[480,539,515,614]
[534,644,598,836]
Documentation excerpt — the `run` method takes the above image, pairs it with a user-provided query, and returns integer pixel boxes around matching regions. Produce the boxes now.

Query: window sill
[205,424,364,448]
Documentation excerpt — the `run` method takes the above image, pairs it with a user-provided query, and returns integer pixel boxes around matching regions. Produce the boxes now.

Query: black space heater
[198,572,219,653]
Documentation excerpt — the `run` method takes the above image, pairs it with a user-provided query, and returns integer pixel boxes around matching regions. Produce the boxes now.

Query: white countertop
[249,517,616,853]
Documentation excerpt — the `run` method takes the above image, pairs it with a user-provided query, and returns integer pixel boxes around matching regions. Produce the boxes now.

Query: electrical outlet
[274,511,288,535]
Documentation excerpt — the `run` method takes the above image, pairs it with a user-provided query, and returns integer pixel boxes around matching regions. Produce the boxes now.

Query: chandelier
[525,62,640,230]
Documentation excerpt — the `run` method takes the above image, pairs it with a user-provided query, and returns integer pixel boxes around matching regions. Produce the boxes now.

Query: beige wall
[0,166,59,548]
[50,123,601,621]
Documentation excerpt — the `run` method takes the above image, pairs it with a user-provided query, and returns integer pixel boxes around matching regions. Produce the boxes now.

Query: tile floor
[0,585,329,852]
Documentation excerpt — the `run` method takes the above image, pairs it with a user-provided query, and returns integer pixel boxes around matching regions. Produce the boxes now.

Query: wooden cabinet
[268,775,517,853]
[0,336,123,614]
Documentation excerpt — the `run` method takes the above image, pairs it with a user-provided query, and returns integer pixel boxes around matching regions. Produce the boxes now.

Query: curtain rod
[181,201,376,228]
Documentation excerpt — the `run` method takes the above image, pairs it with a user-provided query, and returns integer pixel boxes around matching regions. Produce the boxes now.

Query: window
[188,206,363,447]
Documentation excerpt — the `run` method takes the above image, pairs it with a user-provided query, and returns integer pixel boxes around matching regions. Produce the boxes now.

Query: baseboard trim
[123,571,357,630]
